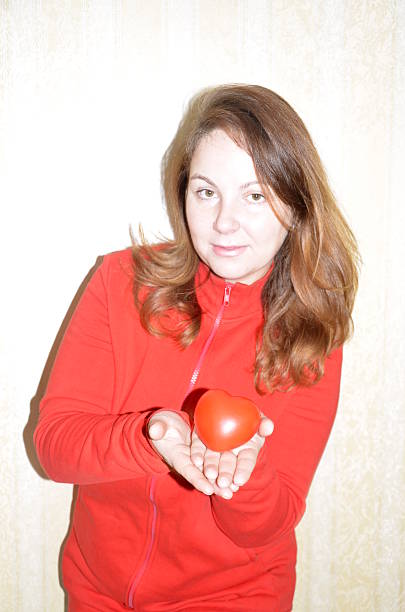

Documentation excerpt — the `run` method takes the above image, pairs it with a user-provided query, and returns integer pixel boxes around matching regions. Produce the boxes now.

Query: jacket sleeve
[34,254,172,484]
[210,346,342,548]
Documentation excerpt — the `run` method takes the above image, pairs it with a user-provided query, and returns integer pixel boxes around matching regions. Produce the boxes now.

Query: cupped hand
[148,411,216,497]
[190,415,274,496]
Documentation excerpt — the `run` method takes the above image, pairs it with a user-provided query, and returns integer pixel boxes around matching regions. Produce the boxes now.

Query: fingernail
[234,475,245,486]
[149,424,159,438]
[222,491,232,500]
[217,476,229,488]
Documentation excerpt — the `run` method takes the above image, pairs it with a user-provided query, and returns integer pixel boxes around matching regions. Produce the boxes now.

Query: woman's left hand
[190,415,274,497]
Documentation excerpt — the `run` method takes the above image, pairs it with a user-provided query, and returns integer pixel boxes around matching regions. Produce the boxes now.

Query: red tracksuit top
[34,248,342,611]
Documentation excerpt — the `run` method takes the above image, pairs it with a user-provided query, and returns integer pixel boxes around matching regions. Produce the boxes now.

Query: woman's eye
[247,193,265,203]
[197,188,215,199]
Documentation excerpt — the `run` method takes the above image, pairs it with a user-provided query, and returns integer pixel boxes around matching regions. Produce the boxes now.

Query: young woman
[35,84,359,611]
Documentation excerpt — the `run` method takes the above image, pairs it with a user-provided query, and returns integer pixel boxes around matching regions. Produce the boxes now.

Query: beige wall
[1,1,404,610]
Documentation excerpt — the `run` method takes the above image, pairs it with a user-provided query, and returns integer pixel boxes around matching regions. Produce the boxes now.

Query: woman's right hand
[148,411,233,498]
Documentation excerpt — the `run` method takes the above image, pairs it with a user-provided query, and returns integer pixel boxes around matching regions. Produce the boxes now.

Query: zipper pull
[224,284,232,305]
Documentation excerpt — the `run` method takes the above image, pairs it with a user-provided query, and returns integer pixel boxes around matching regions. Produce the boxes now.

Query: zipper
[185,283,232,397]
[127,282,232,608]
[127,477,158,609]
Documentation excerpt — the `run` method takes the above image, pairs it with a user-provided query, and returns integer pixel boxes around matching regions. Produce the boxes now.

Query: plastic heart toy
[194,389,261,452]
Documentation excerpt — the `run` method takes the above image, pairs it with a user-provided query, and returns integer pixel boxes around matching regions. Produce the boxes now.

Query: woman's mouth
[212,244,247,257]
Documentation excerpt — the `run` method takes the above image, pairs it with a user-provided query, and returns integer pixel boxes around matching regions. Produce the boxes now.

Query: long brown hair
[132,84,360,392]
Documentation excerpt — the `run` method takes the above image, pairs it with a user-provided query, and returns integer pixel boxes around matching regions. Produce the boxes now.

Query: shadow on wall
[22,256,104,610]
[23,255,104,478]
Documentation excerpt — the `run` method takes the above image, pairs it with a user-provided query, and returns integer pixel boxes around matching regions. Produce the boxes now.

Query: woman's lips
[212,244,247,257]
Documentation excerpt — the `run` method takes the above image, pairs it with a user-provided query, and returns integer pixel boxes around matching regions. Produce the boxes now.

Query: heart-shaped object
[194,389,261,452]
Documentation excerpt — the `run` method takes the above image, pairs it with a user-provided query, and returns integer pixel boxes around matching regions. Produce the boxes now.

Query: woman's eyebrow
[190,175,261,191]
[189,174,218,188]
[240,181,261,190]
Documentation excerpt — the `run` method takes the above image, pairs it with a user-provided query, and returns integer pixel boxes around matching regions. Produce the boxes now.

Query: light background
[1,1,404,610]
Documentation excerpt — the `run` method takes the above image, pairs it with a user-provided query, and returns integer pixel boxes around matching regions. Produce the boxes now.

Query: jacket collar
[194,262,272,321]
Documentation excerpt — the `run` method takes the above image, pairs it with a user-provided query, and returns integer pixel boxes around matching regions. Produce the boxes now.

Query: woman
[35,84,359,611]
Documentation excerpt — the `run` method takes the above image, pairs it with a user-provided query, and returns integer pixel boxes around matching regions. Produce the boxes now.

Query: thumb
[259,417,274,438]
[148,420,167,441]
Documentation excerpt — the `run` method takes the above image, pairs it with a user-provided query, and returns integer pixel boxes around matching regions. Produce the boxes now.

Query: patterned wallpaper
[1,1,404,610]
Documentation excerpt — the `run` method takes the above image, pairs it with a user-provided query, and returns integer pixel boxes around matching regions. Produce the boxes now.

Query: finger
[217,451,237,489]
[211,482,233,500]
[259,417,274,438]
[179,460,214,496]
[203,448,221,482]
[190,430,206,469]
[148,420,167,440]
[233,447,258,486]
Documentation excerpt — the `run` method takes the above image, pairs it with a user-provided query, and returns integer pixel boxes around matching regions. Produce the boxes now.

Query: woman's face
[185,129,289,285]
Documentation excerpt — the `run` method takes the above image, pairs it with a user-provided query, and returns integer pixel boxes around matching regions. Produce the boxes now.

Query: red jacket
[34,248,342,611]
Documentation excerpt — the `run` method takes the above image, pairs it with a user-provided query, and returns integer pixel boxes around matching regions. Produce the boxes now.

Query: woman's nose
[213,201,240,234]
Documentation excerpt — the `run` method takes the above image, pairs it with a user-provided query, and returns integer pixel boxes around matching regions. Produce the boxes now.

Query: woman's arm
[209,347,342,547]
[34,254,172,484]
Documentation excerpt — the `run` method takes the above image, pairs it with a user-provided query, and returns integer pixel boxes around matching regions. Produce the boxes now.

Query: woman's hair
[132,84,360,392]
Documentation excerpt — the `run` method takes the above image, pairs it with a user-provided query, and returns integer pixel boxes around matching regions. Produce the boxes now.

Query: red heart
[194,389,261,452]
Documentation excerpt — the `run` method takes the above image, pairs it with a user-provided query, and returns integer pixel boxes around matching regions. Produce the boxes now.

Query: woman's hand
[148,411,216,497]
[190,415,274,496]
[148,411,274,500]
